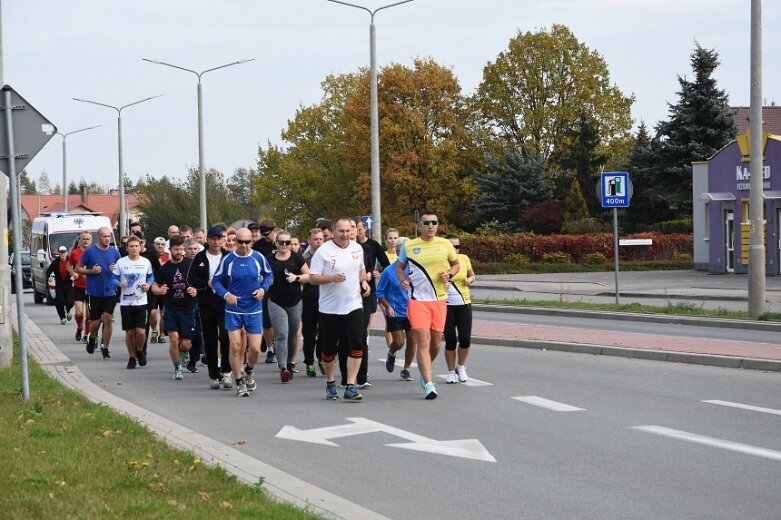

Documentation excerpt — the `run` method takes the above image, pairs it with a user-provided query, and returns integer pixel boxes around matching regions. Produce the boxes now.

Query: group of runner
[54,212,475,400]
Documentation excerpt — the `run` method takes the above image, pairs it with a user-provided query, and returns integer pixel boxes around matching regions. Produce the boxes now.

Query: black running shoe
[186,362,199,374]
[137,350,147,367]
[86,337,96,355]
[101,347,111,360]
[127,357,137,369]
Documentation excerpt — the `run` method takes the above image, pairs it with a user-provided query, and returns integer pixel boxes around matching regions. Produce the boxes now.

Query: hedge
[460,232,692,264]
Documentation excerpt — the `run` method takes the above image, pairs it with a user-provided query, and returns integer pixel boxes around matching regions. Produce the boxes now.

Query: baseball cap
[207,226,225,238]
[247,222,260,231]
[154,236,166,244]
[58,246,68,252]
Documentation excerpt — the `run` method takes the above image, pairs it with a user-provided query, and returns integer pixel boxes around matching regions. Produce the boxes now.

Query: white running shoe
[446,371,459,384]
[221,372,233,389]
[456,365,469,382]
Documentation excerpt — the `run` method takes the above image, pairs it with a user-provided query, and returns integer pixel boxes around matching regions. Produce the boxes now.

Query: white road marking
[511,396,585,412]
[436,374,494,387]
[276,417,496,462]
[376,358,417,368]
[702,400,781,416]
[633,425,781,462]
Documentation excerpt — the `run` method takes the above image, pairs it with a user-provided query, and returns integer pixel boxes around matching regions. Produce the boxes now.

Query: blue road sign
[362,215,373,230]
[600,171,630,208]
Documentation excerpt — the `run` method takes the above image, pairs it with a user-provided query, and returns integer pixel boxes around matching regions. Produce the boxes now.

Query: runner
[212,228,274,397]
[301,227,324,377]
[309,217,371,401]
[396,212,459,399]
[76,226,121,359]
[151,236,197,381]
[67,232,92,342]
[251,218,277,364]
[46,246,74,325]
[112,235,154,369]
[443,234,476,383]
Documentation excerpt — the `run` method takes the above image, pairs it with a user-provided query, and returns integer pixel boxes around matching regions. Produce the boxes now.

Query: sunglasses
[236,239,252,245]
[277,240,292,246]
[420,220,438,227]
[453,244,461,250]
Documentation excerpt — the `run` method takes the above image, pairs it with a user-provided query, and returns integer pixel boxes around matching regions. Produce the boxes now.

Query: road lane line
[702,400,781,416]
[511,396,585,412]
[633,426,781,462]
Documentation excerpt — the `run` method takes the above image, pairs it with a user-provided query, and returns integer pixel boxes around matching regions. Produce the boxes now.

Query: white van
[29,212,114,304]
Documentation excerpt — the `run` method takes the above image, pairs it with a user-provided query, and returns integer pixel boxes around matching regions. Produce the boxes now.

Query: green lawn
[0,344,322,520]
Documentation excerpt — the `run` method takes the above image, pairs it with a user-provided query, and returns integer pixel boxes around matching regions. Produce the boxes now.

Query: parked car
[10,250,32,293]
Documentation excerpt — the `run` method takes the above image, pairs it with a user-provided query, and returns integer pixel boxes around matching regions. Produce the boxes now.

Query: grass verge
[0,340,322,520]
[475,297,781,321]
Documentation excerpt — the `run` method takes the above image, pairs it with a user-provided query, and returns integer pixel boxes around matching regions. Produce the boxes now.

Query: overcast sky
[2,0,779,190]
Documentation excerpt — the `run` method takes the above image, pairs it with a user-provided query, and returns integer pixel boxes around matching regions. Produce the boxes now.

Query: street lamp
[73,95,162,237]
[142,58,255,232]
[326,0,414,242]
[56,125,101,212]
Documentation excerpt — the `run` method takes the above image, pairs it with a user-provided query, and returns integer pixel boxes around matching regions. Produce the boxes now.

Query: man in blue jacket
[212,227,274,397]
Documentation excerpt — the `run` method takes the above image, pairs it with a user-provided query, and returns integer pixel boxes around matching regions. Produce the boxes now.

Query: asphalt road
[21,292,781,520]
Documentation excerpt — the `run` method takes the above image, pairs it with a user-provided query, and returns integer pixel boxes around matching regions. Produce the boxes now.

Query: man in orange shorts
[396,211,459,399]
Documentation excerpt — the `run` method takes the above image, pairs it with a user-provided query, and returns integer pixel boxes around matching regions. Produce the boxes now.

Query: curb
[472,303,781,332]
[23,315,391,520]
[368,330,781,373]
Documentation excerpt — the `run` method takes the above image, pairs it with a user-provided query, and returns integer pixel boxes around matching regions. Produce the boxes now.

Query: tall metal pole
[369,21,381,243]
[117,114,126,237]
[197,81,206,231]
[3,86,29,399]
[0,0,13,370]
[73,96,161,237]
[748,0,765,317]
[326,0,414,242]
[57,125,101,213]
[142,58,254,232]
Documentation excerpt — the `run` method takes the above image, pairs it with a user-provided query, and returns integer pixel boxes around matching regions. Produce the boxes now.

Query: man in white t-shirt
[112,235,154,369]
[309,216,371,401]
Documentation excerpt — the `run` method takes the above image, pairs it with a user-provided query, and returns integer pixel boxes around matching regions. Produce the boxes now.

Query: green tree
[623,121,665,230]
[19,170,37,194]
[37,170,53,194]
[550,111,607,214]
[472,152,550,232]
[563,177,589,223]
[67,181,80,194]
[474,24,633,170]
[653,43,737,220]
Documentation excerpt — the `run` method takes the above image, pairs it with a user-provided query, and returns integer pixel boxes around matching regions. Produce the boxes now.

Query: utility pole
[748,0,766,317]
[0,0,13,369]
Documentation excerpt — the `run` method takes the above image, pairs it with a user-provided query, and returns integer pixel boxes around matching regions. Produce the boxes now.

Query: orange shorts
[407,299,447,333]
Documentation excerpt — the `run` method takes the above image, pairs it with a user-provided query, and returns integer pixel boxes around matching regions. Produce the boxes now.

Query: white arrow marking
[376,358,417,369]
[633,425,781,463]
[436,374,494,387]
[276,417,496,462]
[702,400,781,416]
[512,396,585,412]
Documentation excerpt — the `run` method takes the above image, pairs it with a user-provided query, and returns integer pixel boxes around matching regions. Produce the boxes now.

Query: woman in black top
[265,230,310,382]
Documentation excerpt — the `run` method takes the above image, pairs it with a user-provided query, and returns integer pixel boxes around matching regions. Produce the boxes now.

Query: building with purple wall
[693,132,781,274]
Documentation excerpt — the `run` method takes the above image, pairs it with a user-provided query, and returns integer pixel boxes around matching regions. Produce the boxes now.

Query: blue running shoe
[326,381,339,401]
[424,382,438,400]
[343,384,363,401]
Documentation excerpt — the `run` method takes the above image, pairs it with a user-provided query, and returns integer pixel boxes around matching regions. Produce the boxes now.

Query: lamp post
[73,95,161,237]
[56,125,101,212]
[142,58,255,232]
[326,0,413,242]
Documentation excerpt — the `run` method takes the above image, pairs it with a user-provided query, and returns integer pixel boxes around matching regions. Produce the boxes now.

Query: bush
[561,218,607,235]
[542,251,573,264]
[583,252,608,265]
[521,201,564,235]
[503,253,529,266]
[653,219,693,233]
[672,252,693,267]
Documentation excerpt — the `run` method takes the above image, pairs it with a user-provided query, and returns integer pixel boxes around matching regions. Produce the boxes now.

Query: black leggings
[444,304,472,351]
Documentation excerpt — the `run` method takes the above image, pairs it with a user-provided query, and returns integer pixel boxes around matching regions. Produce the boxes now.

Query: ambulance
[29,212,114,304]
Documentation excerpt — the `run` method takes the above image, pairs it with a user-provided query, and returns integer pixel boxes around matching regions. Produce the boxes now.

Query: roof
[731,105,781,135]
[20,193,141,225]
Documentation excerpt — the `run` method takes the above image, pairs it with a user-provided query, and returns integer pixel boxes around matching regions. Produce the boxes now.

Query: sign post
[600,172,631,305]
[0,85,57,399]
